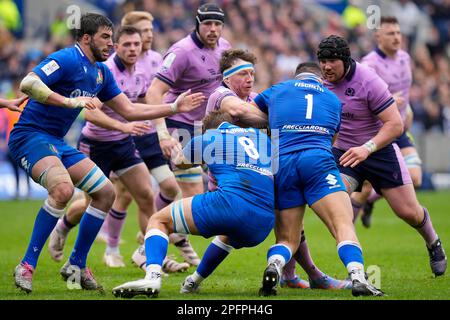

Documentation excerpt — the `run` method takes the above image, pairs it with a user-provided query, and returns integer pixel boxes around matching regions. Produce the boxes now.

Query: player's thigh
[310,191,354,239]
[31,155,67,183]
[118,163,153,200]
[175,167,204,197]
[151,197,198,235]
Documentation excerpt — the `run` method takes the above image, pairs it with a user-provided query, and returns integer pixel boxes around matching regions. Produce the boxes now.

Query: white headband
[223,59,254,79]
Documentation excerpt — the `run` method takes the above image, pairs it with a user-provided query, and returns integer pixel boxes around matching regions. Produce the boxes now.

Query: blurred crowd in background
[1,0,450,138]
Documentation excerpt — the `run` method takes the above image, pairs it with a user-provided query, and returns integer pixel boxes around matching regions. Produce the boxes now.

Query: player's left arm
[102,90,205,121]
[339,102,403,168]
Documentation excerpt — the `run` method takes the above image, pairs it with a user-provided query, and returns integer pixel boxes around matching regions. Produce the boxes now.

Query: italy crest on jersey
[96,69,103,85]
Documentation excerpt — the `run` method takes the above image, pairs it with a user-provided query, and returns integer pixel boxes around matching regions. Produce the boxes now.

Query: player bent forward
[112,110,275,298]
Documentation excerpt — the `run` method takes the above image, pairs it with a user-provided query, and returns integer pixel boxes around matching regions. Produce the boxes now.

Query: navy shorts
[276,148,346,210]
[166,118,200,148]
[192,190,275,249]
[78,135,142,177]
[394,131,415,149]
[166,118,202,168]
[8,128,86,175]
[133,133,168,170]
[332,144,412,194]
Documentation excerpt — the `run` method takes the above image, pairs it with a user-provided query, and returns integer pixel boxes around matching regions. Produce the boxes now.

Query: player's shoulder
[47,46,78,63]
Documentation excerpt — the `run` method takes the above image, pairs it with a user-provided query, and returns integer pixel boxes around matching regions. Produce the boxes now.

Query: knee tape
[404,153,422,168]
[341,174,359,193]
[173,166,203,183]
[38,165,73,190]
[170,200,190,234]
[151,165,175,184]
[75,166,108,194]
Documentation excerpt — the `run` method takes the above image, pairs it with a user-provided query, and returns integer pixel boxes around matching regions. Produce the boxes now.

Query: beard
[90,39,107,62]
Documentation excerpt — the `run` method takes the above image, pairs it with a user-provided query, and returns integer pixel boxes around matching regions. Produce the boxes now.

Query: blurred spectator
[0,0,22,32]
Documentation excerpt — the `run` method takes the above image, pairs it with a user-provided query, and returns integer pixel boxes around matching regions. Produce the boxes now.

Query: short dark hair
[220,49,257,74]
[295,62,321,77]
[114,25,141,43]
[380,16,399,25]
[202,110,233,132]
[75,13,113,41]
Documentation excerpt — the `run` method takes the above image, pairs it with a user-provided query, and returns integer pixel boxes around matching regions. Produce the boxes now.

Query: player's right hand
[174,90,205,113]
[65,97,100,110]
[121,122,151,136]
[160,137,179,159]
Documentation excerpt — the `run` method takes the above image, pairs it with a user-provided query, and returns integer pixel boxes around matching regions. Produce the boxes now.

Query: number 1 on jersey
[305,94,313,119]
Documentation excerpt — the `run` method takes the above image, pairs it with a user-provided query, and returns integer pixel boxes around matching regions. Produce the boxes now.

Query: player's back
[254,77,341,155]
[185,122,273,210]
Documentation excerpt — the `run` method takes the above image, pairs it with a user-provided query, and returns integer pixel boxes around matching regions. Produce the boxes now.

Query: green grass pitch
[0,191,449,300]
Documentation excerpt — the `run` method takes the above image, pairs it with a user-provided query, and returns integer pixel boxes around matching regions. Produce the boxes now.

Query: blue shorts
[332,144,412,194]
[394,131,415,149]
[275,148,346,210]
[191,190,274,249]
[133,132,168,170]
[8,128,86,176]
[78,135,142,177]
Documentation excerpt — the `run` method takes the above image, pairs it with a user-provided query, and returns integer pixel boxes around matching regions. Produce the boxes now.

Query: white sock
[145,264,162,280]
[191,271,204,284]
[105,246,119,255]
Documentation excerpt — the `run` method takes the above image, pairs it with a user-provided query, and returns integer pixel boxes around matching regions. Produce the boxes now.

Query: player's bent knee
[39,165,74,204]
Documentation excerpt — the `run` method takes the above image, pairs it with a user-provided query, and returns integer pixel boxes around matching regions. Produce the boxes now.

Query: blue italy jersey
[254,77,342,155]
[183,122,274,210]
[15,44,121,138]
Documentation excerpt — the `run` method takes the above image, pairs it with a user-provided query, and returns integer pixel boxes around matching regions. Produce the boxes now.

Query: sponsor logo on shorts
[326,173,341,189]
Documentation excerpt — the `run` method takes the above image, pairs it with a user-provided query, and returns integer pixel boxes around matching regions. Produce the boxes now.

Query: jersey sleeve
[155,47,188,87]
[366,74,395,115]
[32,50,71,86]
[253,87,272,114]
[97,64,122,102]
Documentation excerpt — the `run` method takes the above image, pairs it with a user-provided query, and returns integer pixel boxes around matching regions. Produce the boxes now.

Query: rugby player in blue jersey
[256,62,383,297]
[112,110,275,298]
[9,13,204,293]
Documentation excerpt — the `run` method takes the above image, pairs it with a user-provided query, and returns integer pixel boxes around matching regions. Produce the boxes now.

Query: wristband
[363,139,377,154]
[170,102,177,113]
[156,123,172,141]
[63,98,85,109]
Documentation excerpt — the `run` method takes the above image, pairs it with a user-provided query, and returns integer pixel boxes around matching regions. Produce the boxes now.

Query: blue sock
[337,241,364,271]
[145,228,169,266]
[197,237,232,279]
[267,244,292,267]
[69,206,106,268]
[23,201,64,268]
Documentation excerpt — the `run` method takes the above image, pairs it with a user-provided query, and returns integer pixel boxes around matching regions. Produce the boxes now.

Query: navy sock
[197,237,232,279]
